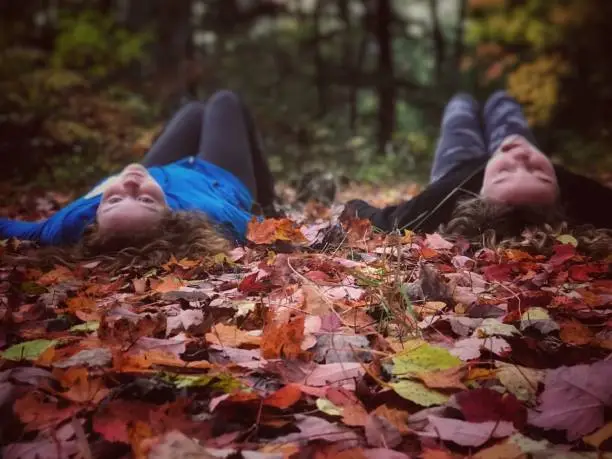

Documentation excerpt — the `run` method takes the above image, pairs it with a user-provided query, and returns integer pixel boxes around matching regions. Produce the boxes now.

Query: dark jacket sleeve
[344,160,487,233]
[555,166,612,229]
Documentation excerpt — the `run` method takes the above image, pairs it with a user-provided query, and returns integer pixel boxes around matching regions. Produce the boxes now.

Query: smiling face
[96,164,168,235]
[481,135,559,205]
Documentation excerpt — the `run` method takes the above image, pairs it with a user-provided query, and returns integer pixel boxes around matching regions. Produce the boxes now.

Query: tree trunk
[375,0,395,152]
[451,0,468,91]
[313,0,328,118]
[155,0,193,103]
[429,0,445,86]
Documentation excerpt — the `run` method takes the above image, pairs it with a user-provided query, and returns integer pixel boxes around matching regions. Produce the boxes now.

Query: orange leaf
[326,387,369,426]
[115,349,212,373]
[205,323,261,348]
[14,391,80,432]
[473,440,523,459]
[151,275,185,293]
[53,367,109,404]
[66,295,99,321]
[421,448,458,459]
[247,218,307,245]
[129,420,155,459]
[261,314,308,360]
[372,404,412,434]
[559,320,594,345]
[503,249,534,262]
[162,255,200,271]
[83,279,123,297]
[263,384,303,409]
[38,265,75,286]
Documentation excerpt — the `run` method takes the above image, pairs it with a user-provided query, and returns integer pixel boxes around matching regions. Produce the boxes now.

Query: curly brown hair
[7,210,232,271]
[441,197,612,257]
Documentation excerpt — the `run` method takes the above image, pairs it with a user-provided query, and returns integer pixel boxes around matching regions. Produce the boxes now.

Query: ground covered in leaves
[1,189,612,459]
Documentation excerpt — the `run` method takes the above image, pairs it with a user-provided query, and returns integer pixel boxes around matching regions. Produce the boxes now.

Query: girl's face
[481,135,559,205]
[96,164,168,235]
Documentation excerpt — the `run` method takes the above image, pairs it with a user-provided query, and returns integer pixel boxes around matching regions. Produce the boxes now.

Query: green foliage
[52,10,151,79]
[2,339,57,361]
[467,0,612,165]
[0,10,155,190]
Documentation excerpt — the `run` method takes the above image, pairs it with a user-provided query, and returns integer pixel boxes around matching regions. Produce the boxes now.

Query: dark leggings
[140,90,275,207]
[430,90,538,183]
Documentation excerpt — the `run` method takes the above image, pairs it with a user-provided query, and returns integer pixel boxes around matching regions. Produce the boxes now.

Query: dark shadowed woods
[2,0,612,194]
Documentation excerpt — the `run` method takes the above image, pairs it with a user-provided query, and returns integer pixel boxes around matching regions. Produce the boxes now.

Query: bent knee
[208,89,243,109]
[179,101,206,119]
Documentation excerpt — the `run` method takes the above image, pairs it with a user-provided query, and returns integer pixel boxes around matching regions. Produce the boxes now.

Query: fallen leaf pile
[1,201,612,459]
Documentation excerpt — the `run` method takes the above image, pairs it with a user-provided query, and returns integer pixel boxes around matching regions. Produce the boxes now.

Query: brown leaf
[273,414,361,446]
[372,405,412,435]
[365,414,402,448]
[473,440,523,459]
[116,349,212,373]
[416,366,467,391]
[13,391,80,432]
[145,430,218,459]
[302,284,332,315]
[583,421,612,449]
[53,367,109,404]
[559,320,594,345]
[205,323,261,348]
[99,307,166,344]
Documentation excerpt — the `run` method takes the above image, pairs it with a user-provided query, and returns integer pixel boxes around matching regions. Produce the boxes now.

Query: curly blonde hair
[441,197,612,257]
[7,210,232,271]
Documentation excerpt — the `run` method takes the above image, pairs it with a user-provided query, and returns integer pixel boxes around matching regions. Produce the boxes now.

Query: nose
[512,147,531,163]
[121,178,140,196]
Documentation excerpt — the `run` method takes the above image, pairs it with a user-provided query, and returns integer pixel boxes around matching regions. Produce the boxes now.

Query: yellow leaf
[496,362,544,403]
[316,398,343,416]
[556,234,578,247]
[390,380,449,407]
[392,343,462,376]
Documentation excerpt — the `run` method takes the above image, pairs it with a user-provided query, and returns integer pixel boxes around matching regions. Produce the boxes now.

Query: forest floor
[0,180,611,459]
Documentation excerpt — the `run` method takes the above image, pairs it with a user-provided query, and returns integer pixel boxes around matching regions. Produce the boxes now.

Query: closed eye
[106,195,123,205]
[138,196,156,204]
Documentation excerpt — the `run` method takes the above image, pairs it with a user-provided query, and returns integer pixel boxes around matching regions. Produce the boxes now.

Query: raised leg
[197,90,258,199]
[483,90,538,155]
[430,93,487,184]
[141,102,206,167]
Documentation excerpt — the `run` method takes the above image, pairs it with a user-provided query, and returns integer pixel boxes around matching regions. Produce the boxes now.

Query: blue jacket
[0,157,253,245]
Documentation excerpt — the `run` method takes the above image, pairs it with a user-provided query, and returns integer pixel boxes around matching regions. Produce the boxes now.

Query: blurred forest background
[2,0,612,194]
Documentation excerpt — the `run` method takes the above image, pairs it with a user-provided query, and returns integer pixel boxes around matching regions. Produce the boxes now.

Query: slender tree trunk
[350,36,367,133]
[375,0,395,152]
[451,0,468,91]
[313,0,328,118]
[155,0,193,104]
[338,0,355,130]
[429,0,445,86]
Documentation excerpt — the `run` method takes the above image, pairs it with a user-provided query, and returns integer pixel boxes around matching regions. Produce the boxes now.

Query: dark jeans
[141,90,275,208]
[430,91,538,183]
